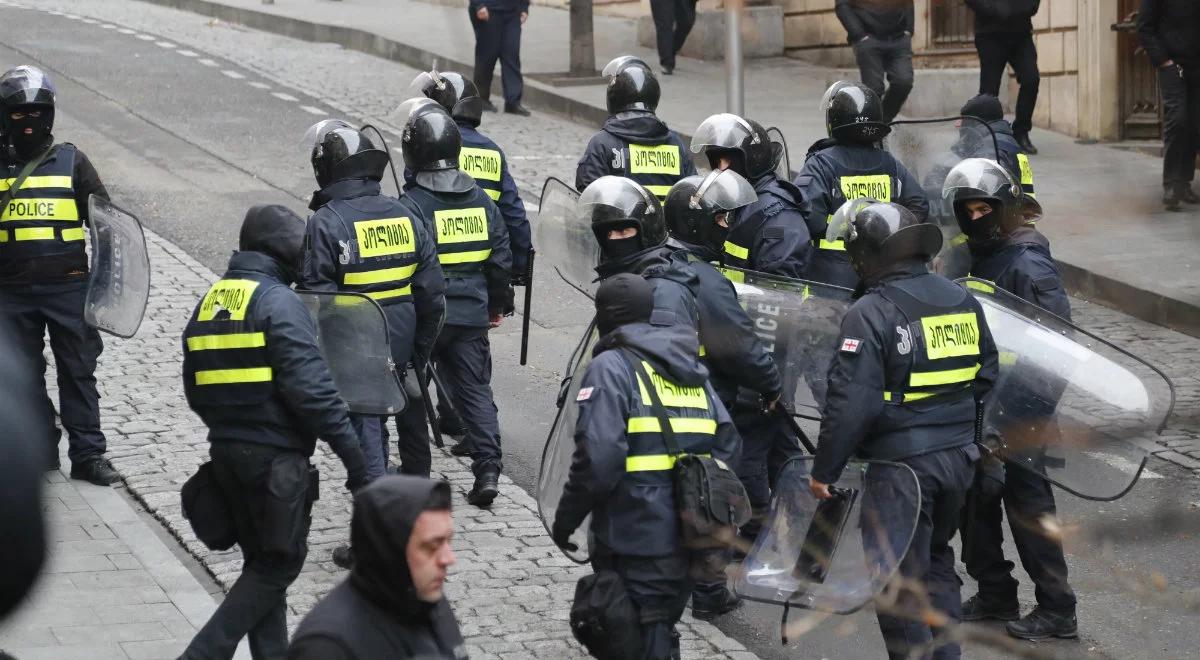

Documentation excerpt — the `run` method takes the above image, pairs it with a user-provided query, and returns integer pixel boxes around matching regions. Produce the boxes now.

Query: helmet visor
[579,176,656,222]
[690,113,755,154]
[819,80,854,114]
[602,55,650,78]
[407,70,444,99]
[942,157,1019,201]
[302,118,353,156]
[694,169,758,212]
[825,197,877,243]
[390,96,444,127]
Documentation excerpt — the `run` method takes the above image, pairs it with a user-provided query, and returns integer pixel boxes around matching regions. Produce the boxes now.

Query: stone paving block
[7,642,130,660]
[49,553,118,573]
[95,603,193,627]
[68,569,159,590]
[52,621,173,644]
[122,639,191,660]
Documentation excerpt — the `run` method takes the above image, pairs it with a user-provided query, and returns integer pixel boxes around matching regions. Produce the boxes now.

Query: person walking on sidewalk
[1137,0,1200,211]
[469,0,531,116]
[966,0,1041,154]
[650,0,697,75]
[179,204,372,660]
[0,65,119,486]
[836,0,915,122]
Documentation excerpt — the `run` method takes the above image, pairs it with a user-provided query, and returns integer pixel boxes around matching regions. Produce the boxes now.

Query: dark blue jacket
[554,322,739,557]
[575,111,697,201]
[970,227,1069,321]
[596,245,701,334]
[720,173,813,279]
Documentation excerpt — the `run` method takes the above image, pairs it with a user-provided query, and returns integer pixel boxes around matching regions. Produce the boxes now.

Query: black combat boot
[961,594,1020,622]
[332,545,355,569]
[71,456,119,486]
[691,586,742,620]
[449,439,474,457]
[1015,132,1038,155]
[1005,606,1078,640]
[1179,185,1200,204]
[467,468,500,507]
[1165,186,1183,211]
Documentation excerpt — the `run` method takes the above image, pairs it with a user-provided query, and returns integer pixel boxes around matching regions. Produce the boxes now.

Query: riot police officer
[663,170,783,618]
[575,56,696,202]
[795,81,929,289]
[551,273,740,660]
[301,119,447,481]
[397,99,513,507]
[812,200,999,660]
[957,94,1035,198]
[945,158,1077,641]
[0,65,119,485]
[691,112,813,279]
[180,204,370,659]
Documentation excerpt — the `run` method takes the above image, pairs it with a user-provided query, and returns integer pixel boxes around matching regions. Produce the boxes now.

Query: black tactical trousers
[877,446,976,660]
[0,285,105,465]
[1158,63,1200,190]
[853,34,914,122]
[732,408,775,512]
[976,32,1039,136]
[381,399,435,478]
[962,464,1077,613]
[593,547,691,660]
[432,325,502,476]
[649,0,697,70]
[182,442,312,660]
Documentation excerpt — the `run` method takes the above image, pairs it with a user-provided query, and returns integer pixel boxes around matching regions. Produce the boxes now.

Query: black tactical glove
[550,519,578,553]
[332,442,369,493]
[974,454,1006,500]
[488,284,516,317]
[509,271,527,288]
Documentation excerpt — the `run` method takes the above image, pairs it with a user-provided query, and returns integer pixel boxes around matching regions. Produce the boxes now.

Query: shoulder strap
[622,349,681,456]
[0,144,54,213]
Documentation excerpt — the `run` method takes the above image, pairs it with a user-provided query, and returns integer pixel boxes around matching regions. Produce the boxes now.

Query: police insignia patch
[839,338,862,354]
[576,387,594,401]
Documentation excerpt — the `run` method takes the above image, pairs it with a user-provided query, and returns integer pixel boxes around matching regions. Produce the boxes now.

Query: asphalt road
[3,4,1199,659]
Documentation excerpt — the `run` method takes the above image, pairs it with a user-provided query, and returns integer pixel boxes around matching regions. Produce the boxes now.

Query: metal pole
[725,0,744,115]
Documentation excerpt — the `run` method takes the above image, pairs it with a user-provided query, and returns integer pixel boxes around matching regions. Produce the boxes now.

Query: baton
[414,360,443,448]
[520,249,536,365]
[426,362,463,425]
[773,405,817,455]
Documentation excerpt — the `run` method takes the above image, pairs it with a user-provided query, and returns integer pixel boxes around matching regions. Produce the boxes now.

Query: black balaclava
[8,105,53,160]
[600,221,647,264]
[595,272,655,336]
[350,477,453,619]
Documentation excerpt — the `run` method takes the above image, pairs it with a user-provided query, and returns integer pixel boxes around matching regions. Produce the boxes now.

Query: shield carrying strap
[0,145,53,215]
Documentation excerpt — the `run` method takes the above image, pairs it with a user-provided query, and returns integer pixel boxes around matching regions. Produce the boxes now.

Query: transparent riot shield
[735,457,921,614]
[962,278,1175,501]
[294,291,407,416]
[886,118,999,279]
[768,127,792,180]
[84,196,151,338]
[536,321,598,563]
[534,177,598,297]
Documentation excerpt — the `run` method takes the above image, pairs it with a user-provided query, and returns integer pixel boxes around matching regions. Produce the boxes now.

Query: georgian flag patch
[840,338,863,354]
[576,387,595,401]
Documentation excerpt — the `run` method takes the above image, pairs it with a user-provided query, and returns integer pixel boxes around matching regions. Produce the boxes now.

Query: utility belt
[0,251,88,285]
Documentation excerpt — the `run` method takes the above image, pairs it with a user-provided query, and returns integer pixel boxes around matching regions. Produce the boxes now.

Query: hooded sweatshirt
[575,111,696,201]
[289,477,467,660]
[553,321,740,557]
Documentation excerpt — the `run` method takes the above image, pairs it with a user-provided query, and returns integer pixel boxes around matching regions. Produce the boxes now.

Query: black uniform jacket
[574,111,696,196]
[554,321,740,557]
[722,173,813,279]
[970,227,1069,321]
[813,264,999,484]
[182,251,362,459]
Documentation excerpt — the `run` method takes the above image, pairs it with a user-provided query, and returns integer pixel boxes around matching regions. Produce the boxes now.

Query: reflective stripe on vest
[1017,153,1035,198]
[460,147,503,201]
[881,283,983,405]
[624,360,719,471]
[723,240,749,260]
[0,146,84,258]
[626,452,712,472]
[185,279,275,391]
[339,216,419,304]
[434,207,491,265]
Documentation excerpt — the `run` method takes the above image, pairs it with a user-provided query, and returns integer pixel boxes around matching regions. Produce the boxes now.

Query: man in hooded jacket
[289,476,467,660]
[552,273,740,660]
[576,56,696,203]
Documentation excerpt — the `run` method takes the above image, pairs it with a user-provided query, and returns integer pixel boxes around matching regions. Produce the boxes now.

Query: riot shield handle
[520,248,536,365]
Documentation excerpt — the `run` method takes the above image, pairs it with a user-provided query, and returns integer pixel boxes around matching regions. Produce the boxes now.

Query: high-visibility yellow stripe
[951,233,969,246]
[817,238,846,251]
[14,227,55,241]
[627,417,718,434]
[186,332,266,352]
[195,367,273,385]
[909,364,981,387]
[367,286,412,300]
[343,264,417,286]
[61,227,85,241]
[999,351,1018,367]
[628,144,682,175]
[884,391,938,402]
[717,266,745,283]
[625,453,711,472]
[459,147,503,182]
[644,185,673,199]
[964,279,995,294]
[0,175,72,191]
[1,198,79,222]
[483,188,501,201]
[439,249,491,265]
[0,230,7,242]
[723,241,749,259]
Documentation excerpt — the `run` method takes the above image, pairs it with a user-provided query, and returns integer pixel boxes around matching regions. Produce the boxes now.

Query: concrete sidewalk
[139,0,1200,337]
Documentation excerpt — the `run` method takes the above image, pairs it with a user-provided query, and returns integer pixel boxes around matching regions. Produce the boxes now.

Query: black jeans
[976,32,1039,135]
[1159,63,1200,190]
[649,0,697,70]
[853,34,914,122]
[182,442,312,660]
[961,463,1077,613]
[593,547,691,660]
[471,8,523,106]
[0,285,105,465]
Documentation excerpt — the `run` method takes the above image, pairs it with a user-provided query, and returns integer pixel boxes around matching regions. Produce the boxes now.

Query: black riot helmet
[664,169,758,256]
[603,56,661,115]
[305,119,390,189]
[826,199,942,282]
[238,204,307,279]
[691,113,782,180]
[397,98,462,173]
[943,158,1038,251]
[580,176,667,264]
[410,70,483,127]
[821,81,889,143]
[0,66,57,158]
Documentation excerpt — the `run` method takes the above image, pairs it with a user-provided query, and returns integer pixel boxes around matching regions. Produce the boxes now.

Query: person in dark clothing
[650,0,697,74]
[301,119,446,481]
[957,94,1035,198]
[944,157,1078,641]
[576,56,696,203]
[396,99,514,507]
[551,273,741,660]
[836,0,915,122]
[814,201,999,660]
[469,0,530,115]
[966,0,1041,154]
[663,170,782,618]
[0,65,120,486]
[1137,0,1200,210]
[797,81,929,290]
[180,204,370,660]
[288,477,467,660]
